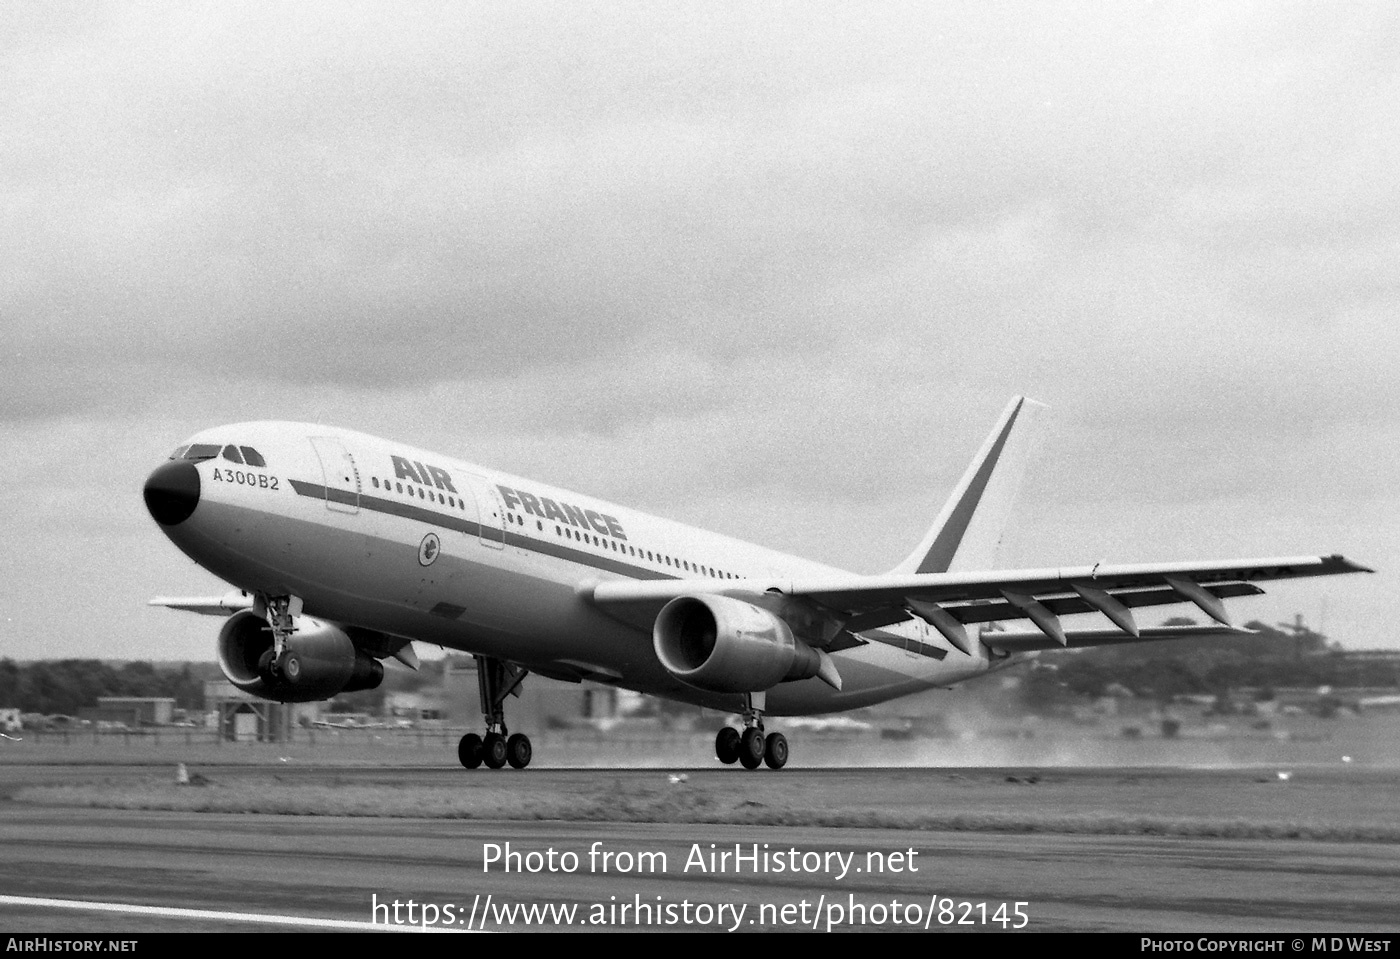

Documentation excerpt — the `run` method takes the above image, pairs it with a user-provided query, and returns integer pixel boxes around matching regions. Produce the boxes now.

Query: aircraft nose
[144,459,201,526]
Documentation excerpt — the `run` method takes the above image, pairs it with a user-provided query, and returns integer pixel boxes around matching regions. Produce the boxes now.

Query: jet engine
[653,594,836,693]
[217,610,384,703]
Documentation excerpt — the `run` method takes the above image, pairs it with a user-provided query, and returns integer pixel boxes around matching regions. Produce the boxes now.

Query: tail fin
[889,396,1047,575]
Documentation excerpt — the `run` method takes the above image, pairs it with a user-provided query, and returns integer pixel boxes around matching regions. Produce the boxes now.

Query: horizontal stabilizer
[983,624,1255,653]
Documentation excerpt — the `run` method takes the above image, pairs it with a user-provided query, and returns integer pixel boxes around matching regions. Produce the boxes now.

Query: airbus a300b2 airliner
[143,397,1370,770]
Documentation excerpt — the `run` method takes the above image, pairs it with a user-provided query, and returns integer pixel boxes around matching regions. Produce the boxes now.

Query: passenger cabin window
[222,445,244,464]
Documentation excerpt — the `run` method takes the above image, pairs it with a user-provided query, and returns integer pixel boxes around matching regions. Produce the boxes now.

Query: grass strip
[13,777,1400,843]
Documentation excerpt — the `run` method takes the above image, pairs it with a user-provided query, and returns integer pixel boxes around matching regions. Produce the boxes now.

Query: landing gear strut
[457,656,533,770]
[256,594,302,683]
[713,691,789,770]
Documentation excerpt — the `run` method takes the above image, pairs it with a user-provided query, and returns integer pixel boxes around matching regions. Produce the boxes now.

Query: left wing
[149,591,254,616]
[589,554,1371,649]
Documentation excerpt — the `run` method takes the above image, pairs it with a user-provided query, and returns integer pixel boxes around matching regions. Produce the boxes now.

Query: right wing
[589,554,1371,650]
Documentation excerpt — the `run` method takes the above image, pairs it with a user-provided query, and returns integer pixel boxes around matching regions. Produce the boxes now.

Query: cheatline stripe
[0,894,471,932]
[288,478,685,582]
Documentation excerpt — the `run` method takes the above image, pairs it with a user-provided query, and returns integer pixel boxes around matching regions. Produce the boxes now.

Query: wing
[588,554,1371,650]
[149,592,254,616]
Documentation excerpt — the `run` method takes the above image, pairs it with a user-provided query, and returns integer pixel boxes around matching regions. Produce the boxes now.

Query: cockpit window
[182,444,221,461]
[168,445,190,460]
[240,446,266,467]
[222,445,244,464]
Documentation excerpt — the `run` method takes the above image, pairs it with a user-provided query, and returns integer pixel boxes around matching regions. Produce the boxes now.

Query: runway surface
[1,763,1398,933]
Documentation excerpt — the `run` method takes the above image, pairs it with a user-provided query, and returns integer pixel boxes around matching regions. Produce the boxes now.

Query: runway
[1,764,1398,933]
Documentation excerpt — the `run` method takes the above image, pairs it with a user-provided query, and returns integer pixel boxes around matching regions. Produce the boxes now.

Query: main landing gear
[458,656,533,770]
[714,691,788,770]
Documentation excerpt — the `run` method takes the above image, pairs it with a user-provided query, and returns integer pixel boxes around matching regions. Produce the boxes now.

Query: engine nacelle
[217,610,384,703]
[653,594,826,694]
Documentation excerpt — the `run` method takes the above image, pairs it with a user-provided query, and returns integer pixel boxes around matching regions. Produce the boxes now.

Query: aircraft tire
[763,732,788,770]
[738,728,765,770]
[280,653,301,683]
[257,649,277,683]
[506,733,532,769]
[482,733,508,769]
[715,727,741,764]
[457,733,483,769]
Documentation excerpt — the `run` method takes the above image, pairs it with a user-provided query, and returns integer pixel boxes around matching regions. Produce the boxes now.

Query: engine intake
[653,594,830,693]
[217,610,384,703]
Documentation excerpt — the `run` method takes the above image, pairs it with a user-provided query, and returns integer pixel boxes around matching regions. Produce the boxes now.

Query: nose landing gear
[457,656,533,770]
[255,594,303,684]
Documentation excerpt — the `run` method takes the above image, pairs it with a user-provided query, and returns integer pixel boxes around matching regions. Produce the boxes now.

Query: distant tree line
[4,621,1393,718]
[0,659,218,715]
[1021,620,1399,711]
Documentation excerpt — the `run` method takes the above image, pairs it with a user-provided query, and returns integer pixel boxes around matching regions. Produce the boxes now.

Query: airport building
[203,680,320,742]
[78,697,176,727]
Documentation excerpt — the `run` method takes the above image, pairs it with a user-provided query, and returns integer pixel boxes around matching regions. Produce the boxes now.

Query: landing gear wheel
[465,656,533,770]
[715,727,741,765]
[482,732,508,769]
[506,733,532,769]
[763,732,789,770]
[279,653,301,683]
[738,728,765,770]
[457,733,483,769]
[257,649,277,683]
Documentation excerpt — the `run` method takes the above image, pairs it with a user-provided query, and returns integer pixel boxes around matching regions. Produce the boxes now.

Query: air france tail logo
[496,485,627,540]
[392,455,458,493]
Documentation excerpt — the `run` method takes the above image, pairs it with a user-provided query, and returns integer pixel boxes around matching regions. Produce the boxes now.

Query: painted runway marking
[0,895,469,932]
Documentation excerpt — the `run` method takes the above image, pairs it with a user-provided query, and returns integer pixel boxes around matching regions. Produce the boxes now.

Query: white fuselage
[154,421,1001,714]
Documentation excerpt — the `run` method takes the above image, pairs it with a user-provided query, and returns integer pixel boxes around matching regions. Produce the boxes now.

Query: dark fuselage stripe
[288,479,677,582]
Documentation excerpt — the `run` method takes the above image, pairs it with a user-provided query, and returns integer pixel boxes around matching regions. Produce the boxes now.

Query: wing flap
[947,582,1263,625]
[983,624,1256,653]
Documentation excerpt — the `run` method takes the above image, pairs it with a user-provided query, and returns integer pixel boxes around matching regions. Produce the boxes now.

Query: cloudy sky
[1,2,1394,661]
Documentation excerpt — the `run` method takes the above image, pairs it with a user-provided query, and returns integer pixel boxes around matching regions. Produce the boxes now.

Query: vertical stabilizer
[889,396,1047,575]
